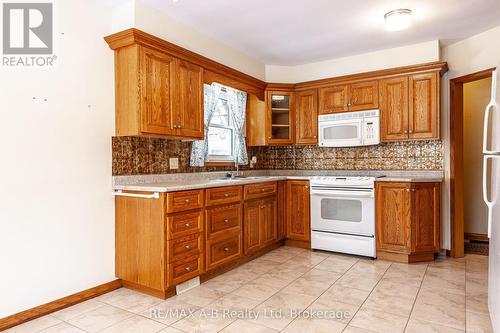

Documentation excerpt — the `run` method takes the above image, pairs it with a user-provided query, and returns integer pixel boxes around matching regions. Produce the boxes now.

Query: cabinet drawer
[206,204,241,238]
[168,233,202,262]
[166,210,203,240]
[205,186,242,206]
[168,255,201,286]
[206,232,242,270]
[166,190,204,213]
[244,182,277,200]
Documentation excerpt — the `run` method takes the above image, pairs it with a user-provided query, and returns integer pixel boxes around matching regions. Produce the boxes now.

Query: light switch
[169,157,179,170]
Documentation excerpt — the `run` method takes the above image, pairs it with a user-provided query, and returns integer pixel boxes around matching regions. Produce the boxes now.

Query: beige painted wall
[440,24,500,249]
[110,0,266,80]
[463,77,492,235]
[265,40,440,83]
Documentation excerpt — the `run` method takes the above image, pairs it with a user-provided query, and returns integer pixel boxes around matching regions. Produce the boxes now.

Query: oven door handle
[311,190,374,198]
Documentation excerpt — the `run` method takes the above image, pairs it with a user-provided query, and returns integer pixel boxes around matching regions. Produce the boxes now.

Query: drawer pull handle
[224,194,230,198]
[261,189,266,192]
[224,219,230,224]
[260,205,266,209]
[224,247,230,252]
[185,266,192,272]
[185,199,191,203]
[184,223,192,227]
[184,245,192,250]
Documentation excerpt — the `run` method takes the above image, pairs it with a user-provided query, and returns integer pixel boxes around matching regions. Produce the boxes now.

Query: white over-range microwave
[318,110,380,147]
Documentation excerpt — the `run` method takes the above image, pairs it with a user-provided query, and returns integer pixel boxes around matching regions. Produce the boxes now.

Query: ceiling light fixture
[384,9,412,31]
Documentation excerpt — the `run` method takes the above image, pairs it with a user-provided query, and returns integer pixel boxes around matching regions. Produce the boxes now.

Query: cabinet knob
[409,130,413,134]
[224,194,230,198]
[313,136,317,138]
[304,185,309,189]
[260,205,267,209]
[404,130,408,134]
[224,247,230,252]
[224,219,230,224]
[185,199,191,203]
[185,223,192,228]
[185,266,192,272]
[185,245,192,250]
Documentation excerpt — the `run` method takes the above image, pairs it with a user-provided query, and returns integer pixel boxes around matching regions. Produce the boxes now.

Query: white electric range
[310,176,376,258]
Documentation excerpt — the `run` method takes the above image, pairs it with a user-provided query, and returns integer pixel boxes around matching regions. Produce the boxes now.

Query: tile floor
[6,246,493,333]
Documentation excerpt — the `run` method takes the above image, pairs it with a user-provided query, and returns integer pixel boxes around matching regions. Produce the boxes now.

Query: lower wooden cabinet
[243,195,278,254]
[286,180,311,242]
[115,181,300,299]
[375,181,440,263]
[205,230,242,271]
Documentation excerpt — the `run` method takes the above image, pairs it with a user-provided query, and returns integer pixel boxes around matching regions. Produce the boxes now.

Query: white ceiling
[142,0,500,65]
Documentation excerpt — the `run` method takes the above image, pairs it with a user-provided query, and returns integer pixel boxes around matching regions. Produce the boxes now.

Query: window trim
[206,90,237,163]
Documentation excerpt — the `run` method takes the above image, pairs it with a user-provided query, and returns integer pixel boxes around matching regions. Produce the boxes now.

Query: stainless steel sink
[212,176,267,182]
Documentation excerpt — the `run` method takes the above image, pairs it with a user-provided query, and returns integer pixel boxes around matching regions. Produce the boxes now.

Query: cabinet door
[295,89,318,144]
[277,181,287,241]
[140,47,176,135]
[375,182,411,253]
[409,73,439,140]
[173,59,204,139]
[380,77,409,142]
[243,200,261,254]
[410,183,440,253]
[319,85,348,114]
[286,181,310,241]
[349,80,379,111]
[266,91,295,145]
[261,197,278,247]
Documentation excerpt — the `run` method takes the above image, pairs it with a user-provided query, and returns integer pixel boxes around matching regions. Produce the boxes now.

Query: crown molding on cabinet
[104,28,267,100]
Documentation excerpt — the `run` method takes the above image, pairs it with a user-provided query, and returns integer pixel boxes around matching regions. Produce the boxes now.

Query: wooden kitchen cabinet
[266,90,295,145]
[375,182,440,263]
[319,80,378,114]
[295,89,318,144]
[286,180,311,243]
[380,72,439,142]
[379,76,409,141]
[408,73,439,140]
[243,183,278,254]
[319,85,349,114]
[174,59,204,138]
[111,45,204,139]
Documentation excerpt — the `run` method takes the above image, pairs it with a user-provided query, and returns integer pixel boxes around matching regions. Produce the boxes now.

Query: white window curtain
[227,88,248,165]
[190,83,222,167]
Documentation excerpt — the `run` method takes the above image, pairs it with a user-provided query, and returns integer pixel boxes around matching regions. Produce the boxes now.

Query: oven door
[310,188,375,237]
[319,119,363,147]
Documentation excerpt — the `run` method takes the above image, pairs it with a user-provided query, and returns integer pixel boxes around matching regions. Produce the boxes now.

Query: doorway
[450,68,494,257]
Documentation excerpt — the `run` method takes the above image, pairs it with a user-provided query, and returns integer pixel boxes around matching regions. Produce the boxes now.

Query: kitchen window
[207,90,236,162]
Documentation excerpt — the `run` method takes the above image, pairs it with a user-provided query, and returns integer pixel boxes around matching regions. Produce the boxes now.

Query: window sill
[205,161,234,167]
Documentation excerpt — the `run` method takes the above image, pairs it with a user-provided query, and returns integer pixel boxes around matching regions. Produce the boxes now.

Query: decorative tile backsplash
[112,136,443,176]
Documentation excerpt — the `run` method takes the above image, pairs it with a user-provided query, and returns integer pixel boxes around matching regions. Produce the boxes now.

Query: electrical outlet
[250,156,257,168]
[169,157,179,170]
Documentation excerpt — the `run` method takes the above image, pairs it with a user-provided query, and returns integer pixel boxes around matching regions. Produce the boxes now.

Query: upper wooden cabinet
[113,45,204,139]
[295,89,318,144]
[379,76,409,141]
[319,85,349,114]
[409,73,439,140]
[380,72,439,142]
[349,80,379,111]
[319,80,378,114]
[266,90,295,145]
[376,181,441,263]
[174,59,204,138]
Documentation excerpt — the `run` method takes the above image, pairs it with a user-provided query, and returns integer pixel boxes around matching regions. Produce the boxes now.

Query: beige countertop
[113,170,443,193]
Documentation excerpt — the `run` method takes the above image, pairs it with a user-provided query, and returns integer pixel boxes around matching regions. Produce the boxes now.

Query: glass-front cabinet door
[266,91,294,145]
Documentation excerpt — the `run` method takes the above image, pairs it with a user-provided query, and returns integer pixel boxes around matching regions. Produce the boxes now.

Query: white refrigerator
[483,66,500,333]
